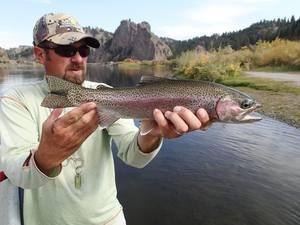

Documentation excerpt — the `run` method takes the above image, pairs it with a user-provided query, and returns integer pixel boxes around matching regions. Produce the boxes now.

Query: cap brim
[47,32,100,48]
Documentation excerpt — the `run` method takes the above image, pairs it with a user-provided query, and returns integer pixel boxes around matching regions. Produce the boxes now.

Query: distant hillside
[0,47,9,63]
[164,16,300,56]
[5,45,34,62]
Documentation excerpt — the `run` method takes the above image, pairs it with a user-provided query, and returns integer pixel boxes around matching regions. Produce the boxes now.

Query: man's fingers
[46,108,63,124]
[152,109,180,138]
[55,102,97,128]
[173,106,202,131]
[72,108,99,132]
[50,108,64,120]
[164,111,189,134]
[43,108,63,132]
[153,109,168,127]
[162,107,211,137]
[196,108,210,126]
[153,109,176,137]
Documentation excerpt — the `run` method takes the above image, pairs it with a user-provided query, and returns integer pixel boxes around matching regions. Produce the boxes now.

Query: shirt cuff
[131,132,163,168]
[136,135,163,156]
[31,150,62,179]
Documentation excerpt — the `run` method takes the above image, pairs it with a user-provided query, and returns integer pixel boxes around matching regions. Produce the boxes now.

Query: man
[0,13,210,225]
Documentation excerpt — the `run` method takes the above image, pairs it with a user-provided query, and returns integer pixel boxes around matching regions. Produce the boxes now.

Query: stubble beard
[64,63,87,84]
[44,51,87,84]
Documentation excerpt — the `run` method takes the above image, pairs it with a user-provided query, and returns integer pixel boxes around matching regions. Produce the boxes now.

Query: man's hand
[138,106,210,153]
[34,102,99,176]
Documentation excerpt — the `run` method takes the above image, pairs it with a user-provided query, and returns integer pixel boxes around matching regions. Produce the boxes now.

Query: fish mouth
[236,103,262,123]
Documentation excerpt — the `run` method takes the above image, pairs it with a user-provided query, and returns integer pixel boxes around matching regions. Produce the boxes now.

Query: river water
[0,65,300,225]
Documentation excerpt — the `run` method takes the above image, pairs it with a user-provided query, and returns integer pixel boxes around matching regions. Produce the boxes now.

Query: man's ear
[33,46,46,64]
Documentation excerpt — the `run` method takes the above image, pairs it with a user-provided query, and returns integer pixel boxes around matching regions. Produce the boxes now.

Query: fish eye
[241,99,254,109]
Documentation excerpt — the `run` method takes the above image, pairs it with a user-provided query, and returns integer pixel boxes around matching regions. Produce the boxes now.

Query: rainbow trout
[41,76,262,127]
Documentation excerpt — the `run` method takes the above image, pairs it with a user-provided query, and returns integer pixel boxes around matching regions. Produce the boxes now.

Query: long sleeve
[107,119,162,168]
[0,82,58,189]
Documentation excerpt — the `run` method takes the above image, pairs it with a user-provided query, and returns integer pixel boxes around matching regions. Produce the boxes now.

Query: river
[1,65,300,225]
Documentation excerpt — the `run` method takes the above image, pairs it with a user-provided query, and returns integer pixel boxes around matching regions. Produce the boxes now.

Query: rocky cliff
[83,27,113,62]
[105,20,172,61]
[88,20,173,62]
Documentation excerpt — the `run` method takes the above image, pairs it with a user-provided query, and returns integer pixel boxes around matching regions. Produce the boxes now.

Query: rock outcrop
[106,20,172,61]
[87,20,173,62]
[84,27,113,63]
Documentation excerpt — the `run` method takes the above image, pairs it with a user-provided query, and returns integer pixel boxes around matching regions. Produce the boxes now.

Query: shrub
[174,47,242,81]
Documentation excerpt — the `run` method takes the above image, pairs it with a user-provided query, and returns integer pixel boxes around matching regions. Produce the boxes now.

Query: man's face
[35,41,89,84]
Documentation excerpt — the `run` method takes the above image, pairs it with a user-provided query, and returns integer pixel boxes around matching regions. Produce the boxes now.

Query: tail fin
[41,76,80,108]
[41,93,73,108]
[46,76,79,94]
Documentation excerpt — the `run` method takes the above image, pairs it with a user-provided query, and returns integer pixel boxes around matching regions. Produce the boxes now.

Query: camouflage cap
[33,13,100,48]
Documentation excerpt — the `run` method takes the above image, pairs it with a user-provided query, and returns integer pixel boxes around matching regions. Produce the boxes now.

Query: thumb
[43,108,63,133]
[49,108,63,121]
[140,119,161,137]
[44,109,63,128]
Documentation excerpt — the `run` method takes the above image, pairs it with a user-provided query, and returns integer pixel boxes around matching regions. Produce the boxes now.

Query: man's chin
[65,71,85,84]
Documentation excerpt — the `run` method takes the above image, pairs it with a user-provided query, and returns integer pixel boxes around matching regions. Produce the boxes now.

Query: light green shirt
[0,78,161,225]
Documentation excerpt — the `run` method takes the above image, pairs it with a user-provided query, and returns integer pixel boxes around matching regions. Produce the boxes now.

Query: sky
[1,0,300,49]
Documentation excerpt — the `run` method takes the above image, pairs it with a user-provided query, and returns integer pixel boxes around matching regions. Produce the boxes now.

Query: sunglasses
[41,44,90,58]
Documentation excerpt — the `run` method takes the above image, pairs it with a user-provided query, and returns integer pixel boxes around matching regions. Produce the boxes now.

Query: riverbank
[220,74,300,128]
[0,61,40,69]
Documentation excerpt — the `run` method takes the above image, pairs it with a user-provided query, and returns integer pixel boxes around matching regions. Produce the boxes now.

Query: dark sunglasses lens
[54,46,75,57]
[54,46,90,57]
[78,46,90,57]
